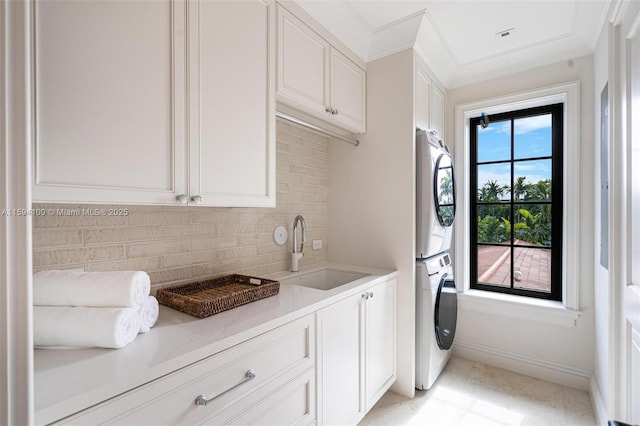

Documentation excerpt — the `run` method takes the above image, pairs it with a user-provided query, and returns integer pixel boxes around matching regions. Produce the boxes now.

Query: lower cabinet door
[316,292,366,426]
[365,278,397,409]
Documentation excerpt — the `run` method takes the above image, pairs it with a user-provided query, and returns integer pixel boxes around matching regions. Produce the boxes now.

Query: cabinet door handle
[176,194,188,204]
[195,369,256,407]
[362,292,369,300]
[190,195,203,205]
[368,291,374,299]
[325,107,332,114]
[332,108,338,115]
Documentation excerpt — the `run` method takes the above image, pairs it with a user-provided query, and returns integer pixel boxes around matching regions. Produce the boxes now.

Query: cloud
[478,121,510,135]
[478,167,510,187]
[514,115,551,135]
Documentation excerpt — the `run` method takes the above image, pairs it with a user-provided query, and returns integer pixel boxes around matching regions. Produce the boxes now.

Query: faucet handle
[291,251,304,272]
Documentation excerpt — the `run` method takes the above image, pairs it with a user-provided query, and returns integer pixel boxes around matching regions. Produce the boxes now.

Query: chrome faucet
[291,215,307,272]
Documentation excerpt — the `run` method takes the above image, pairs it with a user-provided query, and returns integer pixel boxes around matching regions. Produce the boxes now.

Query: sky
[477,113,552,191]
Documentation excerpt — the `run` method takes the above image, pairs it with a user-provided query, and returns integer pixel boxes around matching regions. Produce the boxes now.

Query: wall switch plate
[312,239,322,250]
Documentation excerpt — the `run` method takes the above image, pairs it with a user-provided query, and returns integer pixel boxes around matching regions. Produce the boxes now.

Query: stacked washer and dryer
[415,129,458,391]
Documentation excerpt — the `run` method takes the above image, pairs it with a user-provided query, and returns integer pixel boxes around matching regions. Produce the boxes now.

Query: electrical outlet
[312,239,322,250]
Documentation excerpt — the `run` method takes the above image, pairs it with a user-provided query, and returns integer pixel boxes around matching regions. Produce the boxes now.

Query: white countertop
[34,262,397,425]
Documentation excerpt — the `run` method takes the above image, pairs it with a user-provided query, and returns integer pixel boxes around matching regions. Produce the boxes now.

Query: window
[469,103,563,301]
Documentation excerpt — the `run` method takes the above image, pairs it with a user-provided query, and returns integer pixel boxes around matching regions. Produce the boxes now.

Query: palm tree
[478,180,508,202]
[514,176,527,201]
[526,179,551,201]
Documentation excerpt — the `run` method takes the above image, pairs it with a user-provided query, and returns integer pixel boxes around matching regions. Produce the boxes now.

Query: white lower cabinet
[48,277,397,426]
[223,368,315,426]
[55,315,314,425]
[365,278,397,409]
[316,278,397,425]
[316,290,366,426]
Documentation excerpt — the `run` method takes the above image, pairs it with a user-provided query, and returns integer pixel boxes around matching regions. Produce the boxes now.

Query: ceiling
[295,0,612,88]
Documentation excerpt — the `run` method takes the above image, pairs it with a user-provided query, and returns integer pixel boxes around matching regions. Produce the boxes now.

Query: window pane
[477,163,511,201]
[513,160,552,201]
[477,245,510,287]
[514,114,552,159]
[477,204,510,244]
[513,247,551,292]
[514,203,552,247]
[477,120,511,162]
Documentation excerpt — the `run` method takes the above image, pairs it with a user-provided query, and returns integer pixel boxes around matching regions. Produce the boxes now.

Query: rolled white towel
[34,306,140,349]
[33,270,150,308]
[137,296,159,334]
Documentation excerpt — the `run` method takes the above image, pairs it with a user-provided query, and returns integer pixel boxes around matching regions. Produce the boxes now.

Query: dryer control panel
[425,253,451,276]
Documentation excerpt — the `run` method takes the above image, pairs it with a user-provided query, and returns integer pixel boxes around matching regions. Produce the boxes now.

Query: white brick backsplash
[84,227,163,245]
[32,124,329,288]
[33,229,84,248]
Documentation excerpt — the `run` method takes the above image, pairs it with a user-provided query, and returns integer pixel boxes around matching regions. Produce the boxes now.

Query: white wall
[446,56,596,389]
[328,48,416,397]
[592,19,610,419]
[1,1,34,423]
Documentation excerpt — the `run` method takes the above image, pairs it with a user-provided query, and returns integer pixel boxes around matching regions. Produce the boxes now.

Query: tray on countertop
[156,274,280,319]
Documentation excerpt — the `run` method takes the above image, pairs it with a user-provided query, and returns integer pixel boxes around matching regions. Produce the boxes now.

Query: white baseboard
[452,339,591,391]
[590,374,609,426]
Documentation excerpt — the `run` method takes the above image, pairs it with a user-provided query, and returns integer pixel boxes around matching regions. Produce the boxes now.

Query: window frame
[469,103,564,301]
[453,82,582,327]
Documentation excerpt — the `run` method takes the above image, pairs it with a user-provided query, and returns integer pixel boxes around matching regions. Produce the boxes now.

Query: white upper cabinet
[276,6,329,117]
[33,0,275,207]
[431,85,445,140]
[33,0,186,204]
[188,0,276,207]
[415,58,446,140]
[276,5,366,134]
[415,65,432,133]
[330,48,366,133]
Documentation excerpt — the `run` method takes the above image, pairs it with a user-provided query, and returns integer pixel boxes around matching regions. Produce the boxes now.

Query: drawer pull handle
[194,369,256,407]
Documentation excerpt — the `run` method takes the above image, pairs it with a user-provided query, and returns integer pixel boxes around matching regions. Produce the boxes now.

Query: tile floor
[360,357,596,426]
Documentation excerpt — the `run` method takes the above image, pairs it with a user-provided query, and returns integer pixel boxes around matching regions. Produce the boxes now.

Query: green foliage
[477,177,552,246]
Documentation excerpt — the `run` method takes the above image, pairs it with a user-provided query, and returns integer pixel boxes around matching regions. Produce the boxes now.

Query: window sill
[458,290,582,327]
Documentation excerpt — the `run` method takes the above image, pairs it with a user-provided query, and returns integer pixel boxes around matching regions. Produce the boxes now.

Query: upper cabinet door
[276,6,329,117]
[33,0,186,204]
[330,48,366,133]
[415,64,431,132]
[431,85,445,140]
[189,0,276,207]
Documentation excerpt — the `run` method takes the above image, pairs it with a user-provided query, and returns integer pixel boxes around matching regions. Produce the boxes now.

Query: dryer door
[434,273,457,350]
[434,153,456,227]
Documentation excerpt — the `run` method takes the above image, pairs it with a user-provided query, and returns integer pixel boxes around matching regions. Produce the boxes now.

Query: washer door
[434,273,457,350]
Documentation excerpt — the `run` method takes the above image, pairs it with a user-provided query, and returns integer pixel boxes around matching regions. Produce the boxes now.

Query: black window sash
[469,103,563,301]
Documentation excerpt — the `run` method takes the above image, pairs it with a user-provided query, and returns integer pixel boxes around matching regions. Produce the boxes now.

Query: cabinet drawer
[57,315,314,425]
[222,368,315,426]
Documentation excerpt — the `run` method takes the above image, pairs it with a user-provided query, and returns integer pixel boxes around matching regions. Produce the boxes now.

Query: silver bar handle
[275,111,360,146]
[195,369,256,407]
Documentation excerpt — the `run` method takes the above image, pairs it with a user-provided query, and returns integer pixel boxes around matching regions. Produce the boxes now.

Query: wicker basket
[156,274,280,319]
